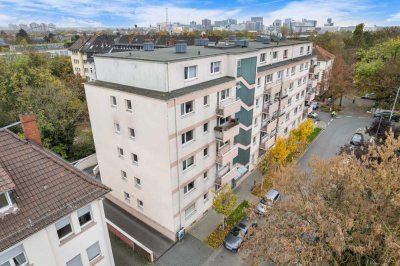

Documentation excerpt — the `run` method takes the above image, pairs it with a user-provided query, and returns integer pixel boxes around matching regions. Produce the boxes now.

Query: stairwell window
[181,101,194,116]
[204,147,209,157]
[260,53,266,63]
[203,95,209,106]
[110,96,117,107]
[129,127,135,139]
[184,65,197,80]
[283,49,288,59]
[117,147,124,158]
[185,203,196,220]
[211,61,221,74]
[203,122,209,133]
[181,130,194,145]
[273,51,278,59]
[114,123,121,134]
[131,153,138,165]
[121,170,127,180]
[183,156,194,171]
[125,99,132,111]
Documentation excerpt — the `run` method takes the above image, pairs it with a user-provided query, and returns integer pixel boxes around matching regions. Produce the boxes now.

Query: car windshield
[238,222,247,230]
[231,227,242,237]
[260,198,268,205]
[352,134,362,141]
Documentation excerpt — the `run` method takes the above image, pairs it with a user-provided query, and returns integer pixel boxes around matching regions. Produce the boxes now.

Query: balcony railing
[216,144,239,165]
[214,119,240,142]
[216,164,237,186]
[216,97,241,117]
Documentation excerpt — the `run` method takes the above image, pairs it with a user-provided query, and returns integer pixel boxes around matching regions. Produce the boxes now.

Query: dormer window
[0,191,12,213]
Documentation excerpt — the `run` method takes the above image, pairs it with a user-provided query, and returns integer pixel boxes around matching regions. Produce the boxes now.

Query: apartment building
[84,39,314,241]
[311,45,335,95]
[0,116,114,266]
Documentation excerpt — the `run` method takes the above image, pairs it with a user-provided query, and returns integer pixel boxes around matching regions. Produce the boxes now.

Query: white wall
[1,200,114,266]
[94,57,168,92]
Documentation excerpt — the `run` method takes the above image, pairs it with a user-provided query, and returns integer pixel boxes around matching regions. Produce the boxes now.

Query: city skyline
[0,0,399,28]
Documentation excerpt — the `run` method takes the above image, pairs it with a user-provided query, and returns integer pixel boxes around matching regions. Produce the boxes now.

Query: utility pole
[389,86,400,121]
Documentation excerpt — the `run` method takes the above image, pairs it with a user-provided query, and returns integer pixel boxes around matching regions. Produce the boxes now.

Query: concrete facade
[85,40,314,241]
[0,199,114,266]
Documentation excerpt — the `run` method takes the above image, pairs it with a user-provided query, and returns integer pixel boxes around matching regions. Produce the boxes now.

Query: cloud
[387,12,400,22]
[264,0,382,26]
[0,14,15,25]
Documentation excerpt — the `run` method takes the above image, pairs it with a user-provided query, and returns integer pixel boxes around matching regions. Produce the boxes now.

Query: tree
[290,118,315,143]
[258,151,278,175]
[213,185,238,230]
[243,133,400,265]
[270,137,290,167]
[15,29,30,44]
[326,54,353,107]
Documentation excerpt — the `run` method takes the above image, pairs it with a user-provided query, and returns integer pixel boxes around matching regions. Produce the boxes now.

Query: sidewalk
[189,169,263,242]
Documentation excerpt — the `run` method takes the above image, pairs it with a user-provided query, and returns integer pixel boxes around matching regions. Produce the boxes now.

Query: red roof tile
[313,45,335,61]
[0,129,110,252]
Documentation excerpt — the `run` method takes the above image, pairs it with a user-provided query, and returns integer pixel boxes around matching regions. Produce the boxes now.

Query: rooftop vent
[175,42,187,53]
[234,39,249,48]
[195,38,209,46]
[143,42,154,51]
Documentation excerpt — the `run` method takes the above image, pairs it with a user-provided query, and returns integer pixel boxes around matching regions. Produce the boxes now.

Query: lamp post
[389,86,400,122]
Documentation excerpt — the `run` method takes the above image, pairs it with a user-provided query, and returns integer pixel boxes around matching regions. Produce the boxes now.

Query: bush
[205,200,249,249]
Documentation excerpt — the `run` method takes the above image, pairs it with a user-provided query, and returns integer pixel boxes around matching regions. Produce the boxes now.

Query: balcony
[216,164,238,187]
[214,119,240,142]
[260,135,275,150]
[280,93,288,100]
[216,144,239,165]
[260,118,271,132]
[216,97,241,117]
[262,101,272,113]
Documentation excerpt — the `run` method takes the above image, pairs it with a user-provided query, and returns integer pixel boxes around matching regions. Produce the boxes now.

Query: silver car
[223,218,249,252]
[256,189,280,215]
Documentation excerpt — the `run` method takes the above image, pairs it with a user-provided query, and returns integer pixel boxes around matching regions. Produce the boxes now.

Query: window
[288,98,292,106]
[255,99,259,107]
[181,130,194,144]
[286,113,290,121]
[0,192,12,212]
[300,64,304,72]
[77,205,92,227]
[181,101,194,115]
[296,93,300,100]
[273,51,278,59]
[66,255,83,266]
[124,192,130,202]
[254,117,258,126]
[307,46,311,54]
[134,177,141,188]
[220,89,230,101]
[203,95,209,106]
[305,62,309,70]
[260,53,266,62]
[55,216,73,240]
[289,82,294,91]
[183,156,194,171]
[86,242,101,262]
[301,90,305,97]
[203,122,209,133]
[203,192,209,202]
[125,99,132,111]
[203,171,208,180]
[283,49,288,58]
[185,203,196,219]
[114,123,120,134]
[121,170,127,180]
[297,79,301,86]
[284,127,288,134]
[131,153,138,164]
[303,77,307,84]
[294,107,298,114]
[291,66,295,76]
[266,74,273,83]
[184,65,197,80]
[286,68,290,77]
[257,77,261,86]
[129,127,135,138]
[184,181,195,194]
[277,70,283,80]
[300,47,304,55]
[253,136,257,145]
[203,147,208,157]
[211,61,221,74]
[137,199,144,209]
[110,96,117,107]
[117,147,124,158]
[0,245,28,266]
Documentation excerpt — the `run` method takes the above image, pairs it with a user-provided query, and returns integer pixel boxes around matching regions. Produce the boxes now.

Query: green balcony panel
[236,82,254,107]
[237,57,257,85]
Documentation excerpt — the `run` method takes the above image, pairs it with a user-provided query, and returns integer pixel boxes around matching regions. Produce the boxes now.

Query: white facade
[0,199,114,266]
[86,41,314,241]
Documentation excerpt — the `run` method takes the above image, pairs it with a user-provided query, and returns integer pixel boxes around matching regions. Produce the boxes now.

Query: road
[298,112,373,173]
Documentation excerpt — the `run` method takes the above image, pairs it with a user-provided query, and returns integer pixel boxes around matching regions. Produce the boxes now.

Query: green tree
[16,29,30,44]
[213,185,238,230]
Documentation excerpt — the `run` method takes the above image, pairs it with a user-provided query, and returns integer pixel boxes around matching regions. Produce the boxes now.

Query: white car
[256,189,281,215]
[308,112,318,119]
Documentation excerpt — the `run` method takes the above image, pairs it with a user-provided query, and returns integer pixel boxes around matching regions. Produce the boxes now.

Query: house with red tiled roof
[0,115,115,266]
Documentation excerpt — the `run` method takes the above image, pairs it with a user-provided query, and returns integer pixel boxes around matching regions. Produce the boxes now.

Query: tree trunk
[339,94,343,106]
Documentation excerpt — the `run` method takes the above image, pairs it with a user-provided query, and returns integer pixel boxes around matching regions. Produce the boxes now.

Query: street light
[389,86,400,122]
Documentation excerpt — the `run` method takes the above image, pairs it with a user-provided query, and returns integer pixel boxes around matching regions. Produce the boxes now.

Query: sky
[0,0,400,28]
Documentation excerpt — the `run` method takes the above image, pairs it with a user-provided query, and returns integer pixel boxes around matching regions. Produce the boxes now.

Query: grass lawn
[205,200,249,249]
[307,127,322,143]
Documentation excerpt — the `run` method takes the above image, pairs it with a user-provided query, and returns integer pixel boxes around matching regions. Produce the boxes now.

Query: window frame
[182,156,194,171]
[114,122,121,134]
[273,51,278,59]
[125,99,132,112]
[110,96,117,107]
[131,153,138,165]
[181,129,194,145]
[210,61,221,74]
[121,170,127,180]
[55,216,73,241]
[220,88,230,101]
[183,181,195,194]
[129,127,135,139]
[260,53,266,63]
[117,147,124,158]
[283,49,288,59]
[181,101,194,116]
[203,122,209,133]
[203,95,209,106]
[203,147,209,157]
[0,192,12,213]
[77,205,93,228]
[86,242,101,263]
[184,65,197,80]
[134,177,141,188]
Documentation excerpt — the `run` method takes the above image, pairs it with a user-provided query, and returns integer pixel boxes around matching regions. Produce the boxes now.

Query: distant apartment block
[0,116,114,266]
[84,38,314,241]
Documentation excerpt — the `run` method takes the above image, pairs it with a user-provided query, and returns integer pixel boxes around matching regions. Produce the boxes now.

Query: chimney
[19,114,42,146]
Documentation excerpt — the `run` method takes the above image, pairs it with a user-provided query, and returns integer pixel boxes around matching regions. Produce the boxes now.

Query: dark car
[373,111,400,122]
[350,133,364,145]
[223,225,246,253]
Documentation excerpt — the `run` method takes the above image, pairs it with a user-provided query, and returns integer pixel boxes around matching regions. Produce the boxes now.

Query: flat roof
[95,40,311,63]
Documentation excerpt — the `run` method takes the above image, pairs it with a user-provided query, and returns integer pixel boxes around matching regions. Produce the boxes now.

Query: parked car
[307,112,319,119]
[373,111,400,122]
[223,220,248,253]
[350,133,364,145]
[256,189,281,215]
[361,93,377,100]
[310,102,320,110]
